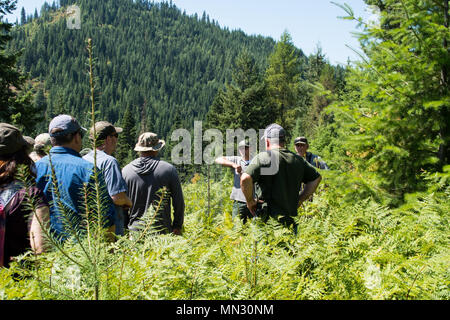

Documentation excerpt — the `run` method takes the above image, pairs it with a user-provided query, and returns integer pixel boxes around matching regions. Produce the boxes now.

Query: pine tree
[265,31,304,139]
[20,7,26,25]
[333,0,450,199]
[33,87,48,132]
[206,50,272,133]
[116,105,137,167]
[0,1,40,134]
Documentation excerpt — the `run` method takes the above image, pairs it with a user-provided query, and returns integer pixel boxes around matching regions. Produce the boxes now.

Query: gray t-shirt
[225,156,251,203]
[83,150,128,197]
[122,157,185,233]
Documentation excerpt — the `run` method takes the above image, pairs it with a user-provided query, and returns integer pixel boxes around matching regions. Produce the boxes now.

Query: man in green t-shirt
[240,124,322,229]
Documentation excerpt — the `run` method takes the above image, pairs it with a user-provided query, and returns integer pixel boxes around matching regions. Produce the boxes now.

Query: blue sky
[5,0,370,65]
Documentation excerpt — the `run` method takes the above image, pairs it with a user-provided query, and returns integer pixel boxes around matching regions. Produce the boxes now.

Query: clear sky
[5,0,370,65]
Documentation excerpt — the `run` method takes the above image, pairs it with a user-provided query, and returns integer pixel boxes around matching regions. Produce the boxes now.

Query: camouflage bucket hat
[134,132,165,152]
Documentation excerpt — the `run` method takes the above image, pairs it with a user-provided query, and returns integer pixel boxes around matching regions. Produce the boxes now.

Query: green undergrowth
[1,169,448,300]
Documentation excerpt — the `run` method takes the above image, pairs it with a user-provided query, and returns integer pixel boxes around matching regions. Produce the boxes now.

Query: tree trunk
[438,0,449,167]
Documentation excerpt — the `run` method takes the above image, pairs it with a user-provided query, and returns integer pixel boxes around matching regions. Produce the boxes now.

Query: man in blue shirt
[36,115,115,241]
[83,121,132,236]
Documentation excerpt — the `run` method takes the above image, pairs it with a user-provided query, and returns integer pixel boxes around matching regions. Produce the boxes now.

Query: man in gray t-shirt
[83,121,132,236]
[215,140,253,222]
[122,132,185,235]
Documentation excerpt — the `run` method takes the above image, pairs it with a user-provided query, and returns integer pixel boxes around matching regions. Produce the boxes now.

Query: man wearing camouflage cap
[240,123,322,231]
[83,121,132,236]
[122,132,185,235]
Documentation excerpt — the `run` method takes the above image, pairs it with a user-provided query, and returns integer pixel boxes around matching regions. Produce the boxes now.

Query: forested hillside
[7,0,277,138]
[6,0,348,169]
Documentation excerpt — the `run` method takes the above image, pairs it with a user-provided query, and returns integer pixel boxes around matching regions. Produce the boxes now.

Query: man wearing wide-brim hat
[122,132,184,235]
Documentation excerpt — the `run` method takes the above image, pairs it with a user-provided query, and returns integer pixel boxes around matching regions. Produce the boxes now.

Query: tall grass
[1,169,448,300]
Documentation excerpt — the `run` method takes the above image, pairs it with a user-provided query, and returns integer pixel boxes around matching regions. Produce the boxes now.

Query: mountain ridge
[8,0,285,139]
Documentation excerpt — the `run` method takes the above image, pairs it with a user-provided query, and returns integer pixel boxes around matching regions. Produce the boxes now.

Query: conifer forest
[0,0,448,301]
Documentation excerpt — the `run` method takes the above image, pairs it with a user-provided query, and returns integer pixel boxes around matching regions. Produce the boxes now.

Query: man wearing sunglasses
[35,115,116,241]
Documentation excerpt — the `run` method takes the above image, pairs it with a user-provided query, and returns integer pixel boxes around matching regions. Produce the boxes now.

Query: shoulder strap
[0,181,22,204]
[0,200,5,267]
[0,182,22,265]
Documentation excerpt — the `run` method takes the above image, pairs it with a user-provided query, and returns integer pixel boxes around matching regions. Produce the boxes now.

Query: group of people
[0,113,327,268]
[216,124,327,230]
[0,114,184,267]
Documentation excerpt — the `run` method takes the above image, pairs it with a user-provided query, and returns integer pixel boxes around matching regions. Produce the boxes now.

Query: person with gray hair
[29,133,51,162]
[122,132,185,235]
[240,123,322,231]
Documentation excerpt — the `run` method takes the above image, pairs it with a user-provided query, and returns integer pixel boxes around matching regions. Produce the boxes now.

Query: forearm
[171,179,185,231]
[29,206,50,254]
[241,173,257,215]
[172,203,185,230]
[298,176,322,207]
[215,157,236,168]
[240,173,254,202]
[111,192,132,208]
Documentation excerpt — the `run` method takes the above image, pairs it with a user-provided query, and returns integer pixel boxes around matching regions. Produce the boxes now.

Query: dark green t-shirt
[245,148,320,217]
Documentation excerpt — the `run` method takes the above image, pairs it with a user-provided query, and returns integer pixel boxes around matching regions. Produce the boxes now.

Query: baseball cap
[0,123,28,156]
[49,114,86,137]
[262,123,286,140]
[89,121,123,141]
[294,136,308,145]
[134,132,165,152]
